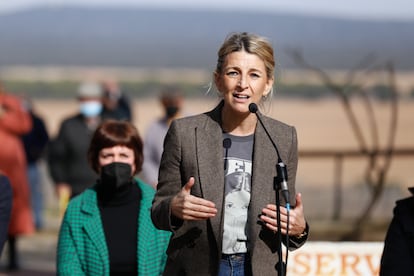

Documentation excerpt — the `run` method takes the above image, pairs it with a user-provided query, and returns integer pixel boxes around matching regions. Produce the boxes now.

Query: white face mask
[79,101,103,117]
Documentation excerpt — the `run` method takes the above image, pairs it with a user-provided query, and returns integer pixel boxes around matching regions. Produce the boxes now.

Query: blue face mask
[79,101,102,117]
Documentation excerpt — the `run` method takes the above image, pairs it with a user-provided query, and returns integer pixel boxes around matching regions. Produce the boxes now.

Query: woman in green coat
[57,119,170,275]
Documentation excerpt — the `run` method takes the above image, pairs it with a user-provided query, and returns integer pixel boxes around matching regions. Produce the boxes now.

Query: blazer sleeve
[151,120,184,231]
[287,126,298,207]
[56,211,86,275]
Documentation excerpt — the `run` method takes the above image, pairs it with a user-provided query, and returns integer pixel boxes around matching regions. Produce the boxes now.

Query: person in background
[101,79,132,121]
[380,187,414,275]
[151,32,309,275]
[0,173,13,257]
[142,86,184,187]
[0,83,34,270]
[48,82,103,200]
[57,120,170,275]
[21,98,49,231]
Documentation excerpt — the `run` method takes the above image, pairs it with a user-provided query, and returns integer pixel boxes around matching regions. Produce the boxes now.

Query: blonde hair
[215,32,275,80]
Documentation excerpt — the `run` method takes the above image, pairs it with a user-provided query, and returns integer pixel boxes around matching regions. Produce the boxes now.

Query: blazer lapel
[81,191,109,272]
[196,110,225,249]
[249,116,279,249]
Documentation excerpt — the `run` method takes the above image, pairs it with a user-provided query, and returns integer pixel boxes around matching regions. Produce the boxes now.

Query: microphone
[223,138,232,171]
[249,103,290,206]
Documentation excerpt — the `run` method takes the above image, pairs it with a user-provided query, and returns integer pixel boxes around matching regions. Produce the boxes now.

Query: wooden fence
[299,147,414,220]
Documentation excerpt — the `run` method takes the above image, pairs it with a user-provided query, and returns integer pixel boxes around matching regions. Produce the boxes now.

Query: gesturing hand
[260,193,306,236]
[171,177,217,220]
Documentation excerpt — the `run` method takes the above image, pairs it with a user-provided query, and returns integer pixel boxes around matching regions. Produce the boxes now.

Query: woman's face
[215,50,273,114]
[98,145,135,175]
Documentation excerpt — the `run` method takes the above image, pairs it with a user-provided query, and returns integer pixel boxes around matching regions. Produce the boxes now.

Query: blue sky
[0,0,414,20]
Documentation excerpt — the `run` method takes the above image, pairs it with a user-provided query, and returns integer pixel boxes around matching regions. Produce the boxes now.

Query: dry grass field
[34,97,414,239]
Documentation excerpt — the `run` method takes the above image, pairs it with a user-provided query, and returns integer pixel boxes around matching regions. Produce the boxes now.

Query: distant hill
[0,6,413,70]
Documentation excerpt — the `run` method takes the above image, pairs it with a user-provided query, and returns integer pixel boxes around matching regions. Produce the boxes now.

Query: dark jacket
[380,187,414,275]
[101,94,132,121]
[151,102,307,275]
[0,174,12,255]
[22,111,49,164]
[48,114,98,196]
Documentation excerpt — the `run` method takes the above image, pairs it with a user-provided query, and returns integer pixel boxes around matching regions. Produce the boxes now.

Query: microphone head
[248,103,258,113]
[223,138,232,149]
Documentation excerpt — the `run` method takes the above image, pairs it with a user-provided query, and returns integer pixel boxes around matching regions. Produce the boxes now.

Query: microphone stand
[274,174,286,276]
[249,103,288,276]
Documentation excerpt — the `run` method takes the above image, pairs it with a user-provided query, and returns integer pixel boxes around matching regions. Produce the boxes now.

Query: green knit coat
[57,178,171,275]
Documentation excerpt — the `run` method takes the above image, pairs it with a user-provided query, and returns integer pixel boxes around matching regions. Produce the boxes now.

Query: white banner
[286,241,384,276]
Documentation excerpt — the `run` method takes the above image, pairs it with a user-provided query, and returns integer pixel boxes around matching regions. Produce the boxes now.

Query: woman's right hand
[171,177,217,220]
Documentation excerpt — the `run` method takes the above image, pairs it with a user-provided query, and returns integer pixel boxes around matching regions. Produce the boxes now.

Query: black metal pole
[274,175,285,276]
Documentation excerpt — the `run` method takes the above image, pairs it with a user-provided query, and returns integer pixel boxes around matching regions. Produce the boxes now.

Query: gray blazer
[151,101,307,275]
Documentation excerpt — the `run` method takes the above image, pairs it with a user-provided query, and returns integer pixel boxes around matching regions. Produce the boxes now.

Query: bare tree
[287,49,399,240]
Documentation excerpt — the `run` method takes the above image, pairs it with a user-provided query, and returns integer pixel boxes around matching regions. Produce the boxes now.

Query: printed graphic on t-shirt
[222,157,252,254]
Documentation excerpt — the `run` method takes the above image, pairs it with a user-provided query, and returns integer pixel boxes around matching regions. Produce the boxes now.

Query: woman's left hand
[260,193,306,236]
